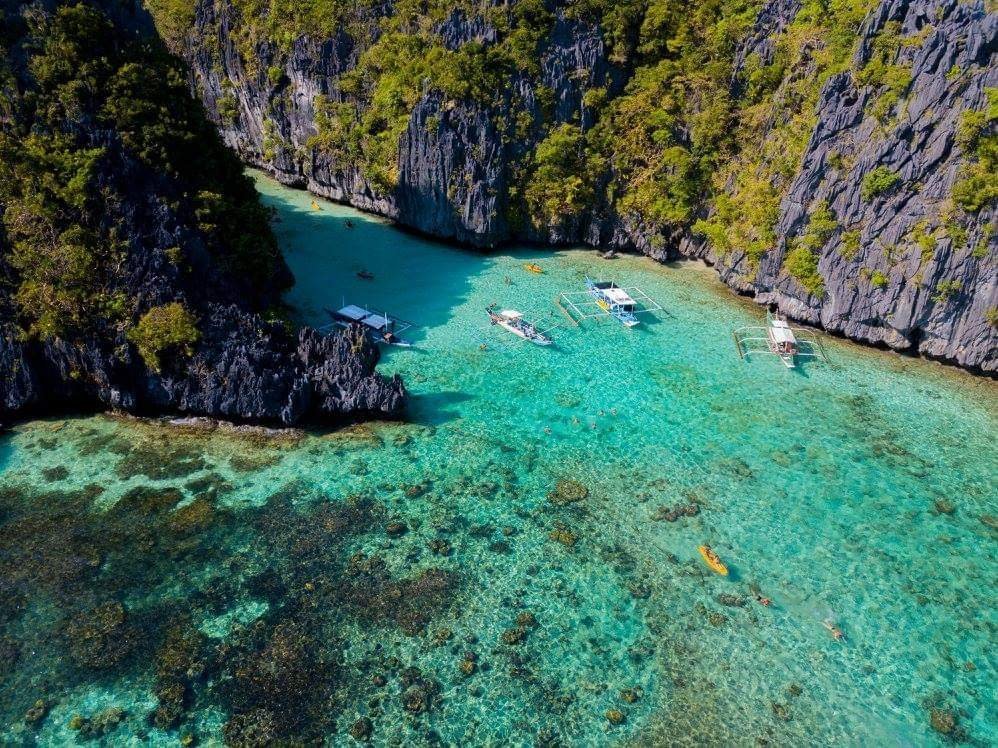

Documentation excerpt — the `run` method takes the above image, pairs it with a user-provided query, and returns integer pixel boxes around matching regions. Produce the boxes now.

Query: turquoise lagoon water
[1,172,995,746]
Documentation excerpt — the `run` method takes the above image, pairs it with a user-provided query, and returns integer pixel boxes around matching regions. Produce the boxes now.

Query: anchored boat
[556,277,662,327]
[767,316,799,367]
[487,305,553,345]
[733,311,828,368]
[324,304,415,347]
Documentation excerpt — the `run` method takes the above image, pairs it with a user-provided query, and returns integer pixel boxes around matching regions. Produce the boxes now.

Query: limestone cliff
[0,0,405,425]
[172,0,996,372]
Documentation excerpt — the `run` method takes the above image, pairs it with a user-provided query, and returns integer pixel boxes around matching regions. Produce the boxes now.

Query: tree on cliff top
[0,2,288,343]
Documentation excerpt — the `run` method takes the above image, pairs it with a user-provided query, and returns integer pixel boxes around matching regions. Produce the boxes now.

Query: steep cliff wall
[168,0,997,372]
[0,1,405,424]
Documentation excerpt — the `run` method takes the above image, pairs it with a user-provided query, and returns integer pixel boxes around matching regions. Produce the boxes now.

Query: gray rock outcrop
[181,0,996,372]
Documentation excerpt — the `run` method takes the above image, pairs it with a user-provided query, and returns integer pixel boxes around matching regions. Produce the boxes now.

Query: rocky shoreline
[0,1,405,427]
[179,0,996,374]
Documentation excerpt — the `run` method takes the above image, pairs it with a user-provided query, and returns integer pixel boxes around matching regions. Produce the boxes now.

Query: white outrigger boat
[556,277,662,327]
[733,311,828,368]
[324,303,415,347]
[486,304,553,345]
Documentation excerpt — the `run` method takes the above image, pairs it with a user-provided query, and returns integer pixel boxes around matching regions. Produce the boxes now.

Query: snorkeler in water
[823,619,845,641]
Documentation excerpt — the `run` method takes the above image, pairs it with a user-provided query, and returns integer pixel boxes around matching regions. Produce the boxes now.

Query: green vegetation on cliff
[146,0,995,302]
[128,302,201,371]
[0,3,284,341]
[952,89,998,213]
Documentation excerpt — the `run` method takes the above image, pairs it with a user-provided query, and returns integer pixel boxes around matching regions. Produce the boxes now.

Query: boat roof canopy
[337,304,369,321]
[338,305,391,330]
[500,310,522,319]
[602,286,636,305]
[770,320,797,344]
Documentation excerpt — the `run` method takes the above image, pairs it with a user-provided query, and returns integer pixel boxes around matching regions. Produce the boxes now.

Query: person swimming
[755,594,772,607]
[822,619,845,641]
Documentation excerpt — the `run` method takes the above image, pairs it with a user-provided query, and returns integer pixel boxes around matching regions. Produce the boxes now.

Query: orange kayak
[523,263,543,274]
[698,545,728,575]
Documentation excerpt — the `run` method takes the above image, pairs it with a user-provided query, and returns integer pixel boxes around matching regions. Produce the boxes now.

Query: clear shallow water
[1,173,995,746]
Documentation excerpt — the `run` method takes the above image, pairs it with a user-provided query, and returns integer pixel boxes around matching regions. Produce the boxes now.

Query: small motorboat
[523,263,543,274]
[487,305,552,345]
[356,270,374,280]
[698,545,729,576]
[600,249,618,259]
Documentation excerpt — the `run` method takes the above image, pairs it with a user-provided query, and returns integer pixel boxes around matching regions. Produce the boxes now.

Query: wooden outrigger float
[733,311,828,368]
[557,277,662,327]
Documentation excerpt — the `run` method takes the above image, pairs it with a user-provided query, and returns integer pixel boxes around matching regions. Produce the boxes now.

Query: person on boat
[382,331,394,343]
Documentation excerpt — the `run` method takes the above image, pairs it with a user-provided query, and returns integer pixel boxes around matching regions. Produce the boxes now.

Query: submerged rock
[933,499,956,515]
[223,707,277,746]
[548,525,579,547]
[929,707,958,735]
[605,709,626,725]
[153,680,187,730]
[428,538,452,556]
[653,502,700,522]
[65,601,136,670]
[349,717,373,741]
[500,627,527,646]
[385,521,409,538]
[619,688,641,704]
[547,480,589,506]
[23,699,49,726]
[69,707,126,739]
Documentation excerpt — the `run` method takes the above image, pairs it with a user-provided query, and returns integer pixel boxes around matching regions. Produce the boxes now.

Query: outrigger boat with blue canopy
[556,277,662,327]
[322,303,415,347]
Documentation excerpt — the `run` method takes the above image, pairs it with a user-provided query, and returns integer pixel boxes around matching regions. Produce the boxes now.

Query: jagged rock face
[0,2,405,425]
[683,0,997,371]
[183,0,995,373]
[0,149,406,424]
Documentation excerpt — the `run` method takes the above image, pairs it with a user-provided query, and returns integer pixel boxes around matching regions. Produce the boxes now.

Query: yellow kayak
[698,545,729,576]
[524,263,543,274]
[311,200,321,211]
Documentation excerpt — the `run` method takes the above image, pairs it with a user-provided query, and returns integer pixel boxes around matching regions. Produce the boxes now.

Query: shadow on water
[0,429,14,474]
[254,174,542,344]
[407,390,475,425]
